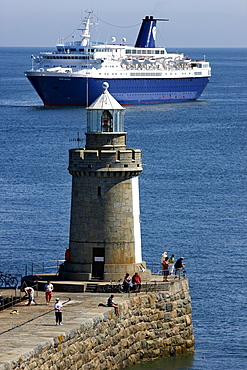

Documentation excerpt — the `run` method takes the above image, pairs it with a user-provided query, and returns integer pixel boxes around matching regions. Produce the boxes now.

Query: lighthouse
[61,83,151,281]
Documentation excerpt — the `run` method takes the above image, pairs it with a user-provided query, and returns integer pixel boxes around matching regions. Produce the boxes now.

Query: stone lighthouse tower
[61,83,150,281]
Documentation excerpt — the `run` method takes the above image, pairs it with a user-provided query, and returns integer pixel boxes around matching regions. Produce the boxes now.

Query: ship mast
[78,10,94,46]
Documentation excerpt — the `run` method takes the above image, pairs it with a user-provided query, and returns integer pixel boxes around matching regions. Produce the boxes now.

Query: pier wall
[3,279,194,370]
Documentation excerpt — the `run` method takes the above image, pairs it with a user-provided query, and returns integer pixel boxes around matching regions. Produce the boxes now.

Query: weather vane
[69,132,83,148]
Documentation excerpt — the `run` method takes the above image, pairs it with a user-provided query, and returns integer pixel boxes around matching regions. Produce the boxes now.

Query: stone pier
[0,277,194,370]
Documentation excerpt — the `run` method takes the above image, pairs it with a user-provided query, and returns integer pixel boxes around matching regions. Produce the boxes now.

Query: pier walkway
[0,275,169,368]
[0,289,128,368]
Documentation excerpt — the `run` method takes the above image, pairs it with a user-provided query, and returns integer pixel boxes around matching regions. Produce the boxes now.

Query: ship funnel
[135,16,169,48]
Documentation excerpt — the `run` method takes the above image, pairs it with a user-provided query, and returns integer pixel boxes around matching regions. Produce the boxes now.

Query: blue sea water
[0,47,247,369]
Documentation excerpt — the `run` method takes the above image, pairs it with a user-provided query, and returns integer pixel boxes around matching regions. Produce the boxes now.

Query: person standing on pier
[54,298,63,325]
[44,280,54,305]
[168,254,175,275]
[162,257,169,281]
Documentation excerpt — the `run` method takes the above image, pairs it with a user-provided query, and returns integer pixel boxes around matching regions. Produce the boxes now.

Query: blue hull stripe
[27,76,209,106]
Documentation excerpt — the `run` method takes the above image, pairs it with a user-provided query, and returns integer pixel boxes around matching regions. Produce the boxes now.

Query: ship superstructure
[25,11,211,106]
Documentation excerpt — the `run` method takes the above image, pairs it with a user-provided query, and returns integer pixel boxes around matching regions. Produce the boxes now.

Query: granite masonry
[1,278,194,370]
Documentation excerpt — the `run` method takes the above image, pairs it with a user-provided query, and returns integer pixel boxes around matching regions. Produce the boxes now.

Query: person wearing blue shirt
[107,294,119,316]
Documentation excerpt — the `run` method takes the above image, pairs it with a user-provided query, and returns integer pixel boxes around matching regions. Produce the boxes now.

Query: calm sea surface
[0,47,247,369]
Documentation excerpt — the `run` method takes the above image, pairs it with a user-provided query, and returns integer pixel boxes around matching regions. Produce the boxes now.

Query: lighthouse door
[92,248,105,279]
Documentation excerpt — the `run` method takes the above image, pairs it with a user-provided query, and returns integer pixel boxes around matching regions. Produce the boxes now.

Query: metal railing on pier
[24,260,65,277]
[0,290,21,312]
[23,259,160,278]
[146,261,186,277]
[146,261,165,274]
[0,283,39,312]
[23,260,185,279]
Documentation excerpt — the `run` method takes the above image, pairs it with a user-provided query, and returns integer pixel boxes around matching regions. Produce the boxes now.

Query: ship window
[147,50,152,54]
[161,50,165,54]
[155,50,160,54]
[79,48,84,52]
[126,49,131,54]
[132,49,136,54]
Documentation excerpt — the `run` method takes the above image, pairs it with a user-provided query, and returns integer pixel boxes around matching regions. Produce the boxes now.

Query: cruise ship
[25,11,211,106]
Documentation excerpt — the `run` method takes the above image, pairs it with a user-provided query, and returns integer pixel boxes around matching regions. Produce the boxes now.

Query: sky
[0,0,246,48]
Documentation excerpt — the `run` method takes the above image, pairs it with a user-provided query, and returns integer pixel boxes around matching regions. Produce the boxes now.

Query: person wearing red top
[162,257,169,281]
[132,272,141,292]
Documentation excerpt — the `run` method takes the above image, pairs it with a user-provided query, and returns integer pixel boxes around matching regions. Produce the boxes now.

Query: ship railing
[39,51,53,55]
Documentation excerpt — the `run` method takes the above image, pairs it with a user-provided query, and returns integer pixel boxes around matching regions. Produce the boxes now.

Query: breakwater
[0,277,193,370]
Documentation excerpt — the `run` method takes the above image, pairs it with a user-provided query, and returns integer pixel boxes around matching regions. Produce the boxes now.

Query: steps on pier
[85,283,98,293]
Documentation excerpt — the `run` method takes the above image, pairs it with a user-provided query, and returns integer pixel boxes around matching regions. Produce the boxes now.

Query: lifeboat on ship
[138,57,145,63]
[121,57,132,67]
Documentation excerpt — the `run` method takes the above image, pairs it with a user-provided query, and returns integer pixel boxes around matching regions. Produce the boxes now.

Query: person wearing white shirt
[54,298,63,325]
[24,287,36,305]
[44,280,54,305]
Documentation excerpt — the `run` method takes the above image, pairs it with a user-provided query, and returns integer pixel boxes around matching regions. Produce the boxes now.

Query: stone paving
[0,288,129,368]
[0,274,168,368]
